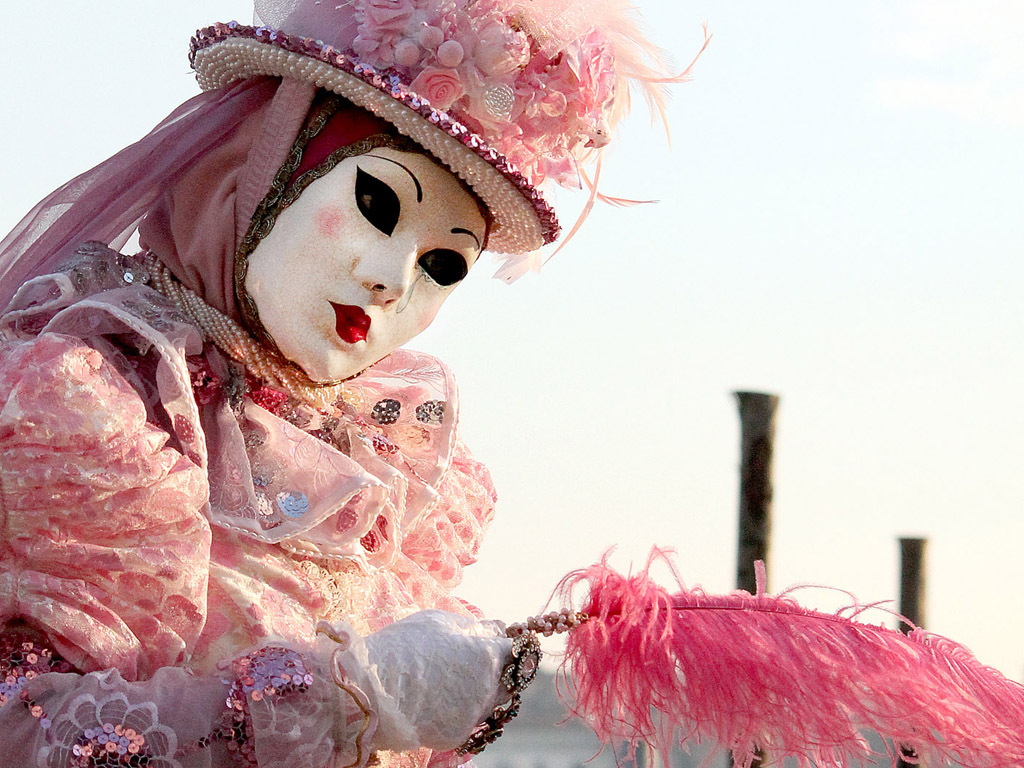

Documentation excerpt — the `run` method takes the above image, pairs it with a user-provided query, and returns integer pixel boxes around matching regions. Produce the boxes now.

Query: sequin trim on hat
[190,23,559,254]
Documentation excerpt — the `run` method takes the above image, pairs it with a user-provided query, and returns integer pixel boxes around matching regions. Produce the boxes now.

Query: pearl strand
[143,253,347,411]
[507,609,589,638]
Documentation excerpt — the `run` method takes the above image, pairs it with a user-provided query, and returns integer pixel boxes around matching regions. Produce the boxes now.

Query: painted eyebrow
[372,155,422,202]
[452,227,482,251]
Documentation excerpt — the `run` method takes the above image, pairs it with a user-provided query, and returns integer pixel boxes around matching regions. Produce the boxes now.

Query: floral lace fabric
[1,639,373,768]
[0,244,498,767]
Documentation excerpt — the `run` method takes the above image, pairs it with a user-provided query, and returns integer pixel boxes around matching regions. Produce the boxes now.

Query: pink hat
[190,0,690,270]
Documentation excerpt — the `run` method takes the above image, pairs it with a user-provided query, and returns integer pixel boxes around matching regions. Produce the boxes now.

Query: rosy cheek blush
[315,205,347,238]
[414,304,439,329]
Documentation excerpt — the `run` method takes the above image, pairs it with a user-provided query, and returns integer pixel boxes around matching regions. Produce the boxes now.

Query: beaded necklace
[143,252,353,411]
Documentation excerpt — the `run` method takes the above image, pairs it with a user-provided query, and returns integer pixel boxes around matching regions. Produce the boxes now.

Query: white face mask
[244,148,487,382]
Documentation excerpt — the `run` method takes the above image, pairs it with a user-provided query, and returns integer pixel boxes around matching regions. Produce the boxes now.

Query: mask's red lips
[330,302,371,343]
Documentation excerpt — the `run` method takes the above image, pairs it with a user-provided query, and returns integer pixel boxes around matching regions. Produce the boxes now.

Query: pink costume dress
[0,82,498,768]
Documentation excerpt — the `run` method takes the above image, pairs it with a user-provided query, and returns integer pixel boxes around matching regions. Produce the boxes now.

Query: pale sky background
[3,2,1023,680]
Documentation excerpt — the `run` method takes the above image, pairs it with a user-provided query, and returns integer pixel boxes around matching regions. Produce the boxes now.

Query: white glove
[322,610,512,752]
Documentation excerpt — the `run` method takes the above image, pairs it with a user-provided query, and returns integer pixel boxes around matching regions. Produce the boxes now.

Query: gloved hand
[321,610,512,752]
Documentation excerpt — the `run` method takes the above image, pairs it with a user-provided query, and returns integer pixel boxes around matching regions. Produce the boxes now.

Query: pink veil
[0,76,313,313]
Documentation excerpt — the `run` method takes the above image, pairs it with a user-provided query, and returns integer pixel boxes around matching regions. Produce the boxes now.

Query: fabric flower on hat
[305,0,620,188]
[476,25,530,76]
[353,0,416,65]
[500,51,596,187]
[409,67,465,111]
[530,150,577,190]
[572,31,617,147]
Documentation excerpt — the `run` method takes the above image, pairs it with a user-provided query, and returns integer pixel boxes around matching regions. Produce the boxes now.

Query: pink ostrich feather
[557,550,1024,768]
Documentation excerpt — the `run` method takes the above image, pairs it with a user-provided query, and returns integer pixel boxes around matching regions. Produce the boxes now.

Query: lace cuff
[224,646,376,768]
[0,632,376,768]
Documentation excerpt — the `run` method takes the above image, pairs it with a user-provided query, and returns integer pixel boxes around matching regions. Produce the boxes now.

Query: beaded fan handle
[507,608,589,639]
[456,609,589,755]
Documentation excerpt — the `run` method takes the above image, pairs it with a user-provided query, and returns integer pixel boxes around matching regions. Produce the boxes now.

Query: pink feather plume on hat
[556,550,1024,768]
[251,0,710,280]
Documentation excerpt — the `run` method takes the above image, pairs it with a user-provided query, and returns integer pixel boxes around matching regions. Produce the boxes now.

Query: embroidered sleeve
[0,631,376,768]
[0,332,211,679]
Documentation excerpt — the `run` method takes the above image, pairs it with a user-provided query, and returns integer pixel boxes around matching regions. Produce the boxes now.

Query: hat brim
[191,24,559,255]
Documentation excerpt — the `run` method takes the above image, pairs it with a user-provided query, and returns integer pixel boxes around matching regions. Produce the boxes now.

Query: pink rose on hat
[410,67,465,111]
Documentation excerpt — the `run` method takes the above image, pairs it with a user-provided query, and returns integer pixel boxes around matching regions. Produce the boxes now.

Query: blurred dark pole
[734,391,779,768]
[734,391,779,593]
[898,537,928,768]
[899,537,927,631]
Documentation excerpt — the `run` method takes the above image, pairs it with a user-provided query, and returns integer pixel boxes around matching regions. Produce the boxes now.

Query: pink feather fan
[557,550,1024,768]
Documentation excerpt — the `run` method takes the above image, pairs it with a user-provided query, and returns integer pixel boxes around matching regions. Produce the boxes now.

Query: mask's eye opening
[418,249,469,286]
[355,167,401,236]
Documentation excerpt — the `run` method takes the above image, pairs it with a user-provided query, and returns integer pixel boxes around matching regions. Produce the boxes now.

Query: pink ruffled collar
[2,243,464,568]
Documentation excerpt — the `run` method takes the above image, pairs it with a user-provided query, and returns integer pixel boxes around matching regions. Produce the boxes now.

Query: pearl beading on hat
[190,23,560,255]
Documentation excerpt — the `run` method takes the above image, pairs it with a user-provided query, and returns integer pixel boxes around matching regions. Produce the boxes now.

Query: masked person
[0,2,682,766]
